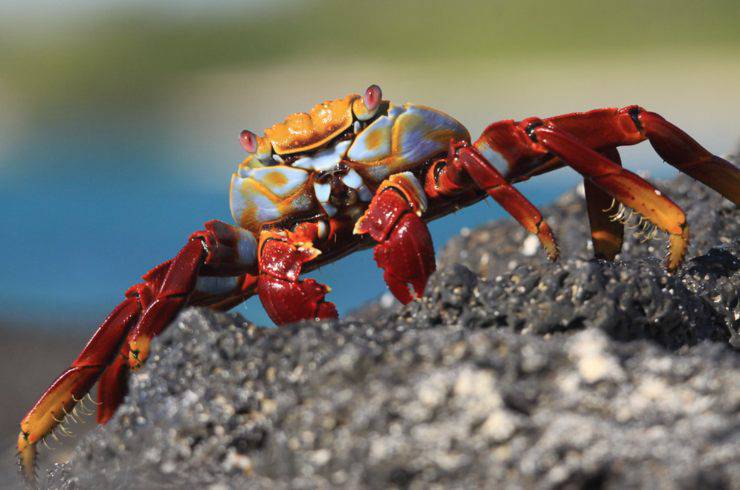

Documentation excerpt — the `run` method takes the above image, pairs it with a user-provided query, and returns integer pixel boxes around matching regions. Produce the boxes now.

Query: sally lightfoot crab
[18,84,739,482]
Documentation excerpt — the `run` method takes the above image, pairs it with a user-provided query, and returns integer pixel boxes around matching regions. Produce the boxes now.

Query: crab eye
[353,84,383,121]
[239,130,258,154]
[363,84,382,112]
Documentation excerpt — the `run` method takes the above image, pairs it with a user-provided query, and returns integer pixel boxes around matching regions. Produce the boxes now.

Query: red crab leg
[17,297,140,481]
[17,220,258,482]
[96,341,132,424]
[584,148,625,260]
[127,220,259,367]
[533,122,689,270]
[425,140,559,261]
[481,118,690,270]
[257,223,339,325]
[355,172,436,304]
[544,106,740,206]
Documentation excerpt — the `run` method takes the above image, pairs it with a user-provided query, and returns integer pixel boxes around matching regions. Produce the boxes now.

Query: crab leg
[544,106,740,206]
[17,297,140,482]
[126,221,259,367]
[257,223,338,325]
[355,172,436,304]
[17,220,258,483]
[584,148,625,260]
[96,343,132,424]
[519,119,689,270]
[426,140,559,261]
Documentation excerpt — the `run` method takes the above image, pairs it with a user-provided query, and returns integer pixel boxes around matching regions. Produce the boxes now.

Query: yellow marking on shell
[347,104,469,184]
[230,168,315,233]
[364,125,384,152]
[264,94,359,155]
[263,169,289,188]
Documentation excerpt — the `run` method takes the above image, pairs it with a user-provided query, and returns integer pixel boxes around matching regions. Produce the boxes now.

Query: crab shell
[229,93,470,233]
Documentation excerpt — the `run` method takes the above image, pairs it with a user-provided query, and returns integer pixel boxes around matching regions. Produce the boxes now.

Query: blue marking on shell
[395,105,468,164]
[293,140,351,172]
[230,165,315,231]
[246,166,310,197]
[347,103,469,183]
[321,202,337,217]
[313,182,331,203]
[340,168,372,202]
[346,116,393,162]
[342,168,363,189]
[387,105,405,118]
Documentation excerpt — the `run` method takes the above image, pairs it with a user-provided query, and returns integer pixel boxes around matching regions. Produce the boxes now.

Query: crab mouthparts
[292,140,351,172]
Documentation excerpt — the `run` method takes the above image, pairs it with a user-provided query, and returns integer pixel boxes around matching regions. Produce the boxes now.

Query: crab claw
[373,211,436,304]
[355,172,436,304]
[257,231,338,325]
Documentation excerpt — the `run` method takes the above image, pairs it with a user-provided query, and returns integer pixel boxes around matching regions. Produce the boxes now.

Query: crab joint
[128,338,150,369]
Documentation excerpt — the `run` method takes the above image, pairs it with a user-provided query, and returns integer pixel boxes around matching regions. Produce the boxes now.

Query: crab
[17,84,739,482]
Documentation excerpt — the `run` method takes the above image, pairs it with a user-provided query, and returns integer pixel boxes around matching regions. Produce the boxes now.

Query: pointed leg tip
[411,274,433,301]
[17,436,37,485]
[666,227,690,273]
[537,223,559,262]
[543,240,560,262]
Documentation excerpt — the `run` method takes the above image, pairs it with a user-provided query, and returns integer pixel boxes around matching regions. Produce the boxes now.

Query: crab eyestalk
[239,129,274,166]
[239,129,258,153]
[352,84,382,121]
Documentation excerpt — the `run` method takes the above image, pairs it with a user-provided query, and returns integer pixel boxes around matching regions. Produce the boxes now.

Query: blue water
[1,126,670,330]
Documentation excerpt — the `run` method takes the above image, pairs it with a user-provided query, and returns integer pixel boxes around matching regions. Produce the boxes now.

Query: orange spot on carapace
[239,201,260,232]
[364,127,383,152]
[263,170,289,187]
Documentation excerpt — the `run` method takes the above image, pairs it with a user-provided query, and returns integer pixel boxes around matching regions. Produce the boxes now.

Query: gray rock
[45,168,739,489]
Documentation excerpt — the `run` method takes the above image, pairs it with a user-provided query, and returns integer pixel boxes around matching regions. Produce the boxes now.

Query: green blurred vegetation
[0,0,738,116]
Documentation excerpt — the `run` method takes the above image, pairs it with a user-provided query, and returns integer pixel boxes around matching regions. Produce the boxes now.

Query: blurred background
[0,0,738,480]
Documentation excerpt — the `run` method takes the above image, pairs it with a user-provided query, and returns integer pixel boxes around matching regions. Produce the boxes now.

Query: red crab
[17,84,739,480]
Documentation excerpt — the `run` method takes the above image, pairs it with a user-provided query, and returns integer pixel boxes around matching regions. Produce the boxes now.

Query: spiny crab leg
[479,106,739,266]
[543,106,740,206]
[527,121,690,270]
[637,109,740,206]
[17,220,258,484]
[426,140,559,261]
[583,148,625,260]
[535,121,691,269]
[17,296,140,482]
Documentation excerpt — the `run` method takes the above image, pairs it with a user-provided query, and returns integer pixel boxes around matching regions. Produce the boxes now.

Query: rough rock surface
[45,167,739,489]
